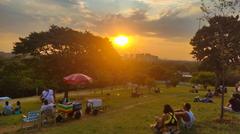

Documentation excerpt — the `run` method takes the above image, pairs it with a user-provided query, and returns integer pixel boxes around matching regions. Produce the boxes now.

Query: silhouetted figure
[224,94,240,112]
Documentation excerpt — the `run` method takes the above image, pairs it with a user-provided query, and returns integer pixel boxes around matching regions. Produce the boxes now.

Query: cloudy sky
[0,0,202,60]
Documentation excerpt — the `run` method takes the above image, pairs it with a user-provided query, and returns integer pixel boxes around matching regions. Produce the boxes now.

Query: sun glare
[113,35,129,47]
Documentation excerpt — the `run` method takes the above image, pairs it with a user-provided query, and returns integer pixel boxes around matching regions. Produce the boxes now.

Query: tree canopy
[191,71,216,88]
[13,25,122,89]
[192,0,240,121]
[190,16,240,76]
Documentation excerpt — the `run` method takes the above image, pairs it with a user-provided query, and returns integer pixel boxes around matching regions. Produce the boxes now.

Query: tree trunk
[220,91,224,121]
[220,69,225,121]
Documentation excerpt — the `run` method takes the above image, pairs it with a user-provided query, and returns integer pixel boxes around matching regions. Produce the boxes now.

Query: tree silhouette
[13,25,121,90]
[191,15,240,120]
[192,0,240,121]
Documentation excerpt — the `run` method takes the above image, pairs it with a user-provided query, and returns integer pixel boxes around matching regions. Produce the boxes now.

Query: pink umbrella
[64,73,93,85]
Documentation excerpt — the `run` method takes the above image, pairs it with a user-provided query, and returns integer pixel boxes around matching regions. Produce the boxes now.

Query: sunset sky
[0,0,202,60]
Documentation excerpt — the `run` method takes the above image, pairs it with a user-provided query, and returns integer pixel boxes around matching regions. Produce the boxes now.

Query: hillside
[0,85,239,134]
[0,51,13,58]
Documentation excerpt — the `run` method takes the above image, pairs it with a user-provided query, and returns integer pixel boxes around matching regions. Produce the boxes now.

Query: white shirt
[42,89,54,104]
[40,103,54,112]
[4,105,13,111]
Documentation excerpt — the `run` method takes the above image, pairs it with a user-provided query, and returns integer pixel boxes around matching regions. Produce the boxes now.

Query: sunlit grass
[1,85,240,134]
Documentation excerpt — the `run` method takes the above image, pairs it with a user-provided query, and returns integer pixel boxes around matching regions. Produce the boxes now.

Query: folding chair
[21,111,41,130]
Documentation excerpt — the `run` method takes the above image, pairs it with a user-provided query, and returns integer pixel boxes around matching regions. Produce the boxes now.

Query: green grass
[1,85,240,134]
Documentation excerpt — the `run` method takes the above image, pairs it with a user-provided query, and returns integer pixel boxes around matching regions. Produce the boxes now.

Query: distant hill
[0,51,13,58]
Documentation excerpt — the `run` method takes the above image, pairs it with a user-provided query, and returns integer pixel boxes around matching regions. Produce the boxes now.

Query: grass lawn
[1,84,240,134]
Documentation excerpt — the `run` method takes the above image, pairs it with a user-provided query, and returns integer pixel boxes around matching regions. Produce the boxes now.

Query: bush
[191,71,216,89]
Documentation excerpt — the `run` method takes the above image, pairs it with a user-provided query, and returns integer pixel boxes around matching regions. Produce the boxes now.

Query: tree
[0,57,43,98]
[191,16,240,82]
[191,0,240,121]
[167,72,182,87]
[191,72,216,89]
[13,25,121,92]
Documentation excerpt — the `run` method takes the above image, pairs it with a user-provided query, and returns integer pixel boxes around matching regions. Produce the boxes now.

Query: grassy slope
[1,85,240,134]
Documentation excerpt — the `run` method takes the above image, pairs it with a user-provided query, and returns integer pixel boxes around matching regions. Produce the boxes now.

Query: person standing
[41,88,55,104]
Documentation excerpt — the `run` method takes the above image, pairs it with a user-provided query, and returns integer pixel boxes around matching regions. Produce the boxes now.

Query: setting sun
[113,36,129,47]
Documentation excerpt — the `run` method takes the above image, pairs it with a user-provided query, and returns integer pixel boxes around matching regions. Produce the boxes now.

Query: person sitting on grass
[2,101,13,115]
[151,104,179,134]
[175,103,195,129]
[205,90,213,98]
[14,101,22,114]
[154,87,161,93]
[191,85,198,93]
[224,93,240,112]
[194,90,213,103]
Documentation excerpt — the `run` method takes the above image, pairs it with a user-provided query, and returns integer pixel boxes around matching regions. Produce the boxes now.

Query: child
[14,101,22,114]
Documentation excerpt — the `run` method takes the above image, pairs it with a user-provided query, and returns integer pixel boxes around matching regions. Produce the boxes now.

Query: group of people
[214,85,227,96]
[224,83,240,112]
[191,85,199,93]
[0,101,22,116]
[193,84,229,103]
[151,103,195,134]
[0,88,55,116]
[40,88,55,114]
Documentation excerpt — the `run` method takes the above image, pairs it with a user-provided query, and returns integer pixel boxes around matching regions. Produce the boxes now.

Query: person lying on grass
[194,90,213,103]
[151,104,179,134]
[175,103,195,129]
[224,93,240,112]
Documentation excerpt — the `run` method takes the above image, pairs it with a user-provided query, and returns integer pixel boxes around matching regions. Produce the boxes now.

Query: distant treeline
[0,53,239,98]
[0,53,198,98]
[0,25,239,98]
